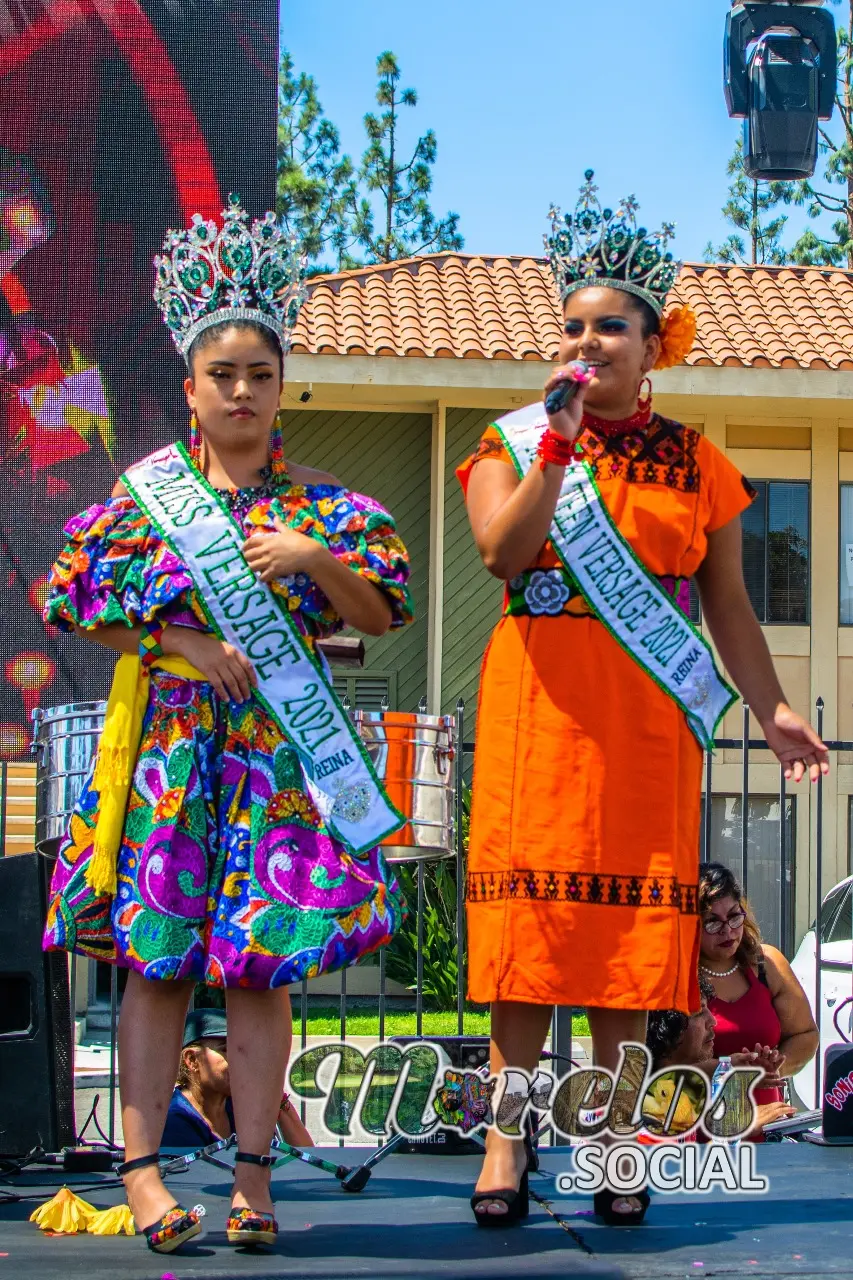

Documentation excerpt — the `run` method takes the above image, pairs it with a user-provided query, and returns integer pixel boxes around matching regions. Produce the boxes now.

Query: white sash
[496,405,736,750]
[123,444,405,854]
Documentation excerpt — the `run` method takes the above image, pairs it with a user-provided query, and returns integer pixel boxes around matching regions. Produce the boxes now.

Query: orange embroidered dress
[458,414,754,1014]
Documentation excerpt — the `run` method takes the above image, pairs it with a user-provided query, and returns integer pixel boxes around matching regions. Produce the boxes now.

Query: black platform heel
[593,1186,650,1226]
[227,1152,278,1247]
[117,1153,205,1253]
[470,1133,533,1228]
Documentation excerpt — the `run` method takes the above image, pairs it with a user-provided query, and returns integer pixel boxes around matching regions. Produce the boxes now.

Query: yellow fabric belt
[85,653,206,897]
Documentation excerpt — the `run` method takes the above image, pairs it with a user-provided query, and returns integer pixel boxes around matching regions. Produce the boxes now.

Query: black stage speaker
[388,1037,489,1155]
[0,853,75,1156]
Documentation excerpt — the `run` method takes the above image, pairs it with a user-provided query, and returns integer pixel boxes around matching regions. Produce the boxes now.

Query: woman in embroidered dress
[460,173,828,1227]
[41,199,412,1253]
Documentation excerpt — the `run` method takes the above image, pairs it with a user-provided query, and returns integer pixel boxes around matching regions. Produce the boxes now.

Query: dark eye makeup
[563,316,630,335]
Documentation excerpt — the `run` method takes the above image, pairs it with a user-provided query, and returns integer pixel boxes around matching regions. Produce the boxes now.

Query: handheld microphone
[544,360,592,415]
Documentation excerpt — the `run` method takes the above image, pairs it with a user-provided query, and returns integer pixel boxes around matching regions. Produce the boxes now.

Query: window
[817,874,853,944]
[332,674,395,712]
[839,486,853,625]
[742,481,809,624]
[700,795,795,953]
[823,884,852,945]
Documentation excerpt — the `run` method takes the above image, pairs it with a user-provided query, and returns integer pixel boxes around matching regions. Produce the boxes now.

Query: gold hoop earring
[637,377,653,414]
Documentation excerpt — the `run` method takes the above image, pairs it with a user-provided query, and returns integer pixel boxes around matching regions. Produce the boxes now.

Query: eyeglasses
[703,910,746,935]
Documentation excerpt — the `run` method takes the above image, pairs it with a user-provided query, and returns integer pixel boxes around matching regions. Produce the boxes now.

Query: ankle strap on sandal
[235,1152,275,1167]
[117,1153,161,1176]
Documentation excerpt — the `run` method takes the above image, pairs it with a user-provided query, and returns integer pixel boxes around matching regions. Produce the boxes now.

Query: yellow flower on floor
[30,1187,98,1234]
[87,1204,136,1236]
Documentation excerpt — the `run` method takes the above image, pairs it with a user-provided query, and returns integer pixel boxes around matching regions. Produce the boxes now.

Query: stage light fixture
[725,2,837,180]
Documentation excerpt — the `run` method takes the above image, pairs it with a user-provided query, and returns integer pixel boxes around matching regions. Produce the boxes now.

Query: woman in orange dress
[461,172,829,1226]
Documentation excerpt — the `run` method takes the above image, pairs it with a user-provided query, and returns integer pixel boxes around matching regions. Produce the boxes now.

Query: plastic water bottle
[710,1056,732,1104]
[710,1055,752,1138]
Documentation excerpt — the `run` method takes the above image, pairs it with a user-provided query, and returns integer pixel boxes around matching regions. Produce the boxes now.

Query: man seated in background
[644,976,795,1141]
[161,1009,313,1149]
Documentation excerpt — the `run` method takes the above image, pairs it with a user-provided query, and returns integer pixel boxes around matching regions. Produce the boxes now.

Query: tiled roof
[290,254,853,371]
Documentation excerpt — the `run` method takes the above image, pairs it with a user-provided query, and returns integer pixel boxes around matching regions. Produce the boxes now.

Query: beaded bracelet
[139,620,164,669]
[537,428,580,471]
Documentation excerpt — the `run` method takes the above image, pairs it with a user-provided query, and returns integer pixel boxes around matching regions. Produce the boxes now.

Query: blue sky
[280,0,831,264]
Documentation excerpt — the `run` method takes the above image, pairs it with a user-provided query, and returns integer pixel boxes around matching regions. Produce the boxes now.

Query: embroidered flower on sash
[687,673,711,709]
[523,569,570,616]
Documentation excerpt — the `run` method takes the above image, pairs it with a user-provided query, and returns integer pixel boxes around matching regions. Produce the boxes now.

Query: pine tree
[705,139,791,265]
[277,50,355,272]
[347,51,463,264]
[784,0,853,267]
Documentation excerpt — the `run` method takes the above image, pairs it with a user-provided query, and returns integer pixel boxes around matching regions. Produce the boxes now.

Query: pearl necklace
[699,961,739,978]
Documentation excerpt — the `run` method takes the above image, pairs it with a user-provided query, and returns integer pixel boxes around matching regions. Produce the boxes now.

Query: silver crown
[153,194,307,357]
[545,170,680,316]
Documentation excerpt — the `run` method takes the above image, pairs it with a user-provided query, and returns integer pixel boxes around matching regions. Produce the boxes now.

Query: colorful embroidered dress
[458,415,754,1015]
[42,465,413,989]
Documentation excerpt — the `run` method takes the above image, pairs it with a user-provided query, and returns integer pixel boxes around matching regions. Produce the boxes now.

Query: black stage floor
[1,1144,852,1280]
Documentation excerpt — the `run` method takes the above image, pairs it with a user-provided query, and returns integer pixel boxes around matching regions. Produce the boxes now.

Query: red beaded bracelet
[537,428,579,471]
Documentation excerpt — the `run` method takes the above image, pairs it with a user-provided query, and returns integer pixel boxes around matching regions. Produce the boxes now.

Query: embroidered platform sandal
[117,1154,205,1253]
[226,1152,279,1247]
[470,1134,532,1228]
[593,1187,651,1226]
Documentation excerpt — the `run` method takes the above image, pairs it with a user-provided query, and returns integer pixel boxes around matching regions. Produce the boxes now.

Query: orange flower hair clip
[654,304,697,370]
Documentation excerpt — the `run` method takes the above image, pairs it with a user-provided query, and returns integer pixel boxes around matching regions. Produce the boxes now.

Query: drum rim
[34,700,107,725]
[354,710,455,728]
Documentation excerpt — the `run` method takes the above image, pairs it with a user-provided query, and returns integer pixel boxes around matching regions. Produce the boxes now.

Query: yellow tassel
[87,1203,136,1236]
[30,1186,98,1234]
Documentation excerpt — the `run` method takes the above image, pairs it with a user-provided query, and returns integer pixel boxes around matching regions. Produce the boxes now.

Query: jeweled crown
[153,194,307,358]
[545,170,680,316]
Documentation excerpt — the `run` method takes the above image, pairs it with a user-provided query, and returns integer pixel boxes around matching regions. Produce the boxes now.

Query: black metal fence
[4,695,853,1147]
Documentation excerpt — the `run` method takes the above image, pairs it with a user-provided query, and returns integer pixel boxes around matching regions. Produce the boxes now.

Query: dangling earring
[637,376,653,416]
[269,409,287,481]
[189,410,202,466]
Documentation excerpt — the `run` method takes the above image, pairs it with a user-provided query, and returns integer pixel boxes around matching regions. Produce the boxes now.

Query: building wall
[282,408,431,711]
[440,408,504,730]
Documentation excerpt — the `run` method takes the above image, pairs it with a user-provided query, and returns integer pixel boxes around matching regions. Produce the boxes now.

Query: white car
[789,874,853,1110]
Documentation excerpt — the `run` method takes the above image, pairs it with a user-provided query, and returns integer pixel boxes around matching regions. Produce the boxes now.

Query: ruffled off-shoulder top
[44,468,414,646]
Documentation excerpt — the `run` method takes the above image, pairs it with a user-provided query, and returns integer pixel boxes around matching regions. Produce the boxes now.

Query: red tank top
[709,964,783,1105]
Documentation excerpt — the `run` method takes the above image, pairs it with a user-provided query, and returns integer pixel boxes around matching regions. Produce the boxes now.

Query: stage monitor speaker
[0,853,75,1156]
[386,1036,489,1154]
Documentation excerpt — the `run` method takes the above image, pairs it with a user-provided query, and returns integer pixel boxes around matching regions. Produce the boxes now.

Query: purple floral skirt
[43,671,405,988]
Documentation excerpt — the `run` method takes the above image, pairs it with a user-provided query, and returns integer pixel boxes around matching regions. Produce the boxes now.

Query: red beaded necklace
[581,404,654,436]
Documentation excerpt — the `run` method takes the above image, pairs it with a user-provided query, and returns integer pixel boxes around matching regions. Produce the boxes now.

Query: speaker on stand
[0,852,75,1156]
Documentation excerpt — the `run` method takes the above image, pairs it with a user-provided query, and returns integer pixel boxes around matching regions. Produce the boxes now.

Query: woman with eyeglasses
[698,862,818,1107]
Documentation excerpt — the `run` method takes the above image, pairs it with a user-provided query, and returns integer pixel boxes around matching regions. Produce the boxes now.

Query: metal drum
[354,710,456,862]
[29,701,456,864]
[31,701,105,858]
